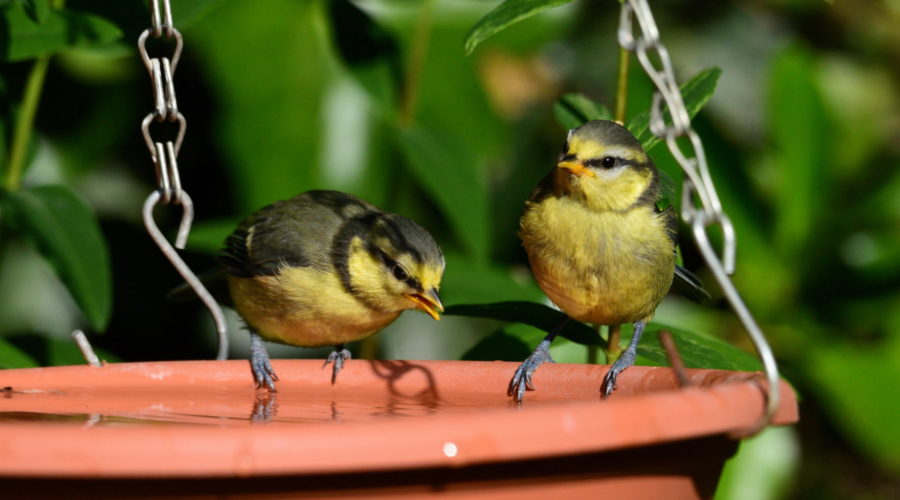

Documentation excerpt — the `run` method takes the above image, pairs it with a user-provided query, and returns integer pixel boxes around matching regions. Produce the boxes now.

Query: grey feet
[250,331,278,392]
[323,345,351,385]
[508,339,555,403]
[601,321,646,398]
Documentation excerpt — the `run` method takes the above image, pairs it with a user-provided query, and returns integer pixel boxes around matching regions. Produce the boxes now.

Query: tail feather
[671,265,711,303]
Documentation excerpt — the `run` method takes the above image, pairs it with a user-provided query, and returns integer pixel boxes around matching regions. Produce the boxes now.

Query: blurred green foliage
[2,0,899,497]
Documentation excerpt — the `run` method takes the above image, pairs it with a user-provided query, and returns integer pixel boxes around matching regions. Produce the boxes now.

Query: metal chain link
[138,0,228,361]
[618,0,780,428]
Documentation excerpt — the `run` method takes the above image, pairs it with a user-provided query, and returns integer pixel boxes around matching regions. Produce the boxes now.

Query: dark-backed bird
[218,190,445,391]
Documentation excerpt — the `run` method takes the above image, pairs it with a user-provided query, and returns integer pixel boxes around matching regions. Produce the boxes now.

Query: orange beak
[406,288,444,321]
[557,160,596,177]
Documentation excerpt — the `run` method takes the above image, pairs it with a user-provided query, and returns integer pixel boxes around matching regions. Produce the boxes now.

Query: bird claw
[324,347,352,385]
[250,348,278,392]
[601,347,636,399]
[508,339,554,403]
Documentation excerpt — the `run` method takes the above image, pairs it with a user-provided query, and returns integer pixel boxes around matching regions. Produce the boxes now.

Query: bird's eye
[601,156,617,169]
[391,264,409,282]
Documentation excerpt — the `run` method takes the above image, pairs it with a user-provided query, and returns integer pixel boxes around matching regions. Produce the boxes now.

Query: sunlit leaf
[553,93,612,130]
[0,337,38,369]
[464,0,575,56]
[3,185,112,331]
[445,301,605,347]
[626,67,721,152]
[632,324,764,371]
[1,2,122,62]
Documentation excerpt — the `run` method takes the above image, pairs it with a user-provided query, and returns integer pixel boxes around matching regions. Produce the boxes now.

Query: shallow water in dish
[0,384,532,427]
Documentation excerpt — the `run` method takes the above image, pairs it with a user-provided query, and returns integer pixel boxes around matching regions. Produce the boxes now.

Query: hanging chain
[618,0,780,428]
[138,0,228,361]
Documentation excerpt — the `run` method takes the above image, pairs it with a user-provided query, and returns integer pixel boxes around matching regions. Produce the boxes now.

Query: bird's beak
[406,288,444,321]
[557,160,596,177]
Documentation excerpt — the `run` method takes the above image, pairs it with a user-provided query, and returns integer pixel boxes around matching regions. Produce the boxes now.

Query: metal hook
[143,190,229,360]
[692,213,779,427]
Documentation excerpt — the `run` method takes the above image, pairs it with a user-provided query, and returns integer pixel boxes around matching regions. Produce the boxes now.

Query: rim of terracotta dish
[0,360,797,478]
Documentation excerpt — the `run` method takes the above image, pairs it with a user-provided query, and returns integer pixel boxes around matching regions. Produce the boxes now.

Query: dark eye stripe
[585,156,635,169]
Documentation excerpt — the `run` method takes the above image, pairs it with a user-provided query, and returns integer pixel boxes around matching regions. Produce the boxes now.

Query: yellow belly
[520,197,674,325]
[227,267,401,347]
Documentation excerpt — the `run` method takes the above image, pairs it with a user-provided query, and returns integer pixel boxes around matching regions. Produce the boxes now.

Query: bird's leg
[324,344,352,385]
[601,320,646,398]
[508,318,569,403]
[250,331,278,392]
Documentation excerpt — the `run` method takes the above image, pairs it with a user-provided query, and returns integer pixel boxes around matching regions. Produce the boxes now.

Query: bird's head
[344,213,445,320]
[554,120,658,211]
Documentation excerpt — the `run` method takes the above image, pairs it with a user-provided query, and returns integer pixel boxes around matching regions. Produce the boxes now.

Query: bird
[217,189,445,391]
[510,119,707,402]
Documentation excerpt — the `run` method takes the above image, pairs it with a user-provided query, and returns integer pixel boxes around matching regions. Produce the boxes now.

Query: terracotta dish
[0,360,797,498]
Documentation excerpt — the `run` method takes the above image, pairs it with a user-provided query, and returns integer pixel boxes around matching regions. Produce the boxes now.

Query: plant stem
[5,55,51,191]
[614,44,630,124]
[398,0,435,127]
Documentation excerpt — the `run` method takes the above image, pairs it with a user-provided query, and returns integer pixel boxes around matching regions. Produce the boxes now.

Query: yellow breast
[227,267,400,347]
[520,196,674,325]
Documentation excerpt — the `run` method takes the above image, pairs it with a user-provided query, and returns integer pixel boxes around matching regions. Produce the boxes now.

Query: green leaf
[3,185,112,331]
[768,47,828,260]
[625,67,722,152]
[2,3,123,62]
[553,93,613,130]
[462,327,535,362]
[20,0,50,24]
[445,301,605,347]
[0,336,39,369]
[185,218,239,254]
[441,252,544,305]
[4,333,120,367]
[807,338,900,473]
[632,324,764,371]
[187,0,331,211]
[169,0,227,29]
[464,0,575,56]
[395,126,489,261]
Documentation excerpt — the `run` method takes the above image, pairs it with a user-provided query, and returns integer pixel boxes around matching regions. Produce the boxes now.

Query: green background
[2,1,899,498]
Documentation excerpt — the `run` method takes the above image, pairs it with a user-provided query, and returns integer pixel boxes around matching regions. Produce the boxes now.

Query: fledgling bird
[218,190,445,391]
[511,120,705,402]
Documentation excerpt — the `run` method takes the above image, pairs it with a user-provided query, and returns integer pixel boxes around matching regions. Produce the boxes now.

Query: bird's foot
[323,347,352,385]
[250,333,278,392]
[601,342,638,398]
[508,339,555,403]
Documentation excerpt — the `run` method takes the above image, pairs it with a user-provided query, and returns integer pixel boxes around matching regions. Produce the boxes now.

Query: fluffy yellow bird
[218,190,445,391]
[511,120,705,401]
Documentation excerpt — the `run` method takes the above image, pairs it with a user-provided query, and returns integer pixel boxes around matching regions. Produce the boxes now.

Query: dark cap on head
[571,120,642,150]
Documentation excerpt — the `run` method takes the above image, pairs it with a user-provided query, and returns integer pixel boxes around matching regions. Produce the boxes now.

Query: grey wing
[217,202,312,278]
[659,205,711,303]
[217,190,377,278]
